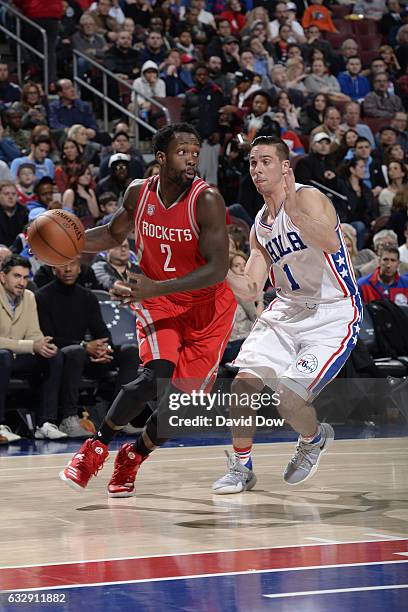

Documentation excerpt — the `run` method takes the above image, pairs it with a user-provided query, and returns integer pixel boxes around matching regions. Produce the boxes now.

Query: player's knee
[276,381,307,419]
[231,373,263,397]
[121,367,156,402]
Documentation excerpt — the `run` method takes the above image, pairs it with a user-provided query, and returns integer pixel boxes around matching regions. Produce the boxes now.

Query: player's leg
[59,304,182,492]
[108,290,238,497]
[212,371,263,494]
[213,300,295,494]
[280,298,361,485]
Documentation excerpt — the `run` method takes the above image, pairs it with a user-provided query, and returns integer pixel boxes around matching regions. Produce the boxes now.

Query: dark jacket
[294,152,337,187]
[336,178,377,226]
[104,47,141,78]
[0,204,28,247]
[35,279,110,348]
[95,174,132,199]
[181,81,225,139]
[33,263,101,290]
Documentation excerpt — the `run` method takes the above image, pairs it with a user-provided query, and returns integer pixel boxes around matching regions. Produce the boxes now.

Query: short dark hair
[31,134,51,147]
[34,176,54,195]
[381,245,400,259]
[250,136,290,161]
[2,255,31,274]
[346,55,362,64]
[112,131,129,141]
[355,136,371,146]
[152,122,201,154]
[99,191,118,207]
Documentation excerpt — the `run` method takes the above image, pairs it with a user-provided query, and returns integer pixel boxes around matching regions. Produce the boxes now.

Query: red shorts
[134,286,236,392]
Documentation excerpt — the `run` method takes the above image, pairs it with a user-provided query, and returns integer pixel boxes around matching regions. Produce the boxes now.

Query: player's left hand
[110,275,159,302]
[283,168,297,219]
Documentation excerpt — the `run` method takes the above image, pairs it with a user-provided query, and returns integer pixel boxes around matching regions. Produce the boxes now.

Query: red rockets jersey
[134,174,227,304]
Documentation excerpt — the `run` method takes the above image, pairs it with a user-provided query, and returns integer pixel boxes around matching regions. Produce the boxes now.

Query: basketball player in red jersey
[60,123,236,496]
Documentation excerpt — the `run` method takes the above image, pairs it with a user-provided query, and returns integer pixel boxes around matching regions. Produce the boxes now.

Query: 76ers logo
[296,354,318,374]
[147,204,155,216]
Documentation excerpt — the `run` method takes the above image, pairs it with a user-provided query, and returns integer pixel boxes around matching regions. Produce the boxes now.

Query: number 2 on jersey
[160,244,176,272]
[282,263,300,291]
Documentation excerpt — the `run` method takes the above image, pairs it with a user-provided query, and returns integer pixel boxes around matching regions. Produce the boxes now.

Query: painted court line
[263,584,408,599]
[1,538,406,571]
[2,561,408,594]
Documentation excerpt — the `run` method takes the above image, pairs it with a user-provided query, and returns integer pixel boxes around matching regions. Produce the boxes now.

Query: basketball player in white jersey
[213,136,362,493]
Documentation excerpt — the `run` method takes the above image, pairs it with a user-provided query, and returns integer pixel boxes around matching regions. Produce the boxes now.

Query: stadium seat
[352,20,380,36]
[359,305,408,375]
[331,5,352,18]
[96,296,137,346]
[298,134,310,153]
[155,97,184,123]
[332,19,354,35]
[360,50,380,66]
[325,32,353,49]
[362,116,392,133]
[357,35,383,51]
[290,154,307,173]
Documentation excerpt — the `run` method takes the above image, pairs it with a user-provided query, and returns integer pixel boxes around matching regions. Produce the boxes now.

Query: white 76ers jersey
[254,184,359,304]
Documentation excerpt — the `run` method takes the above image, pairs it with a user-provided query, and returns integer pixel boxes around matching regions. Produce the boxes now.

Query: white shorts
[233,295,362,401]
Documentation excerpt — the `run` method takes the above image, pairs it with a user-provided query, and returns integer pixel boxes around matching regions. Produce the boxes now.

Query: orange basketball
[27,209,85,266]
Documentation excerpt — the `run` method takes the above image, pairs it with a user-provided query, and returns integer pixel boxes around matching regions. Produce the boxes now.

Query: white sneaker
[35,422,68,440]
[0,424,21,443]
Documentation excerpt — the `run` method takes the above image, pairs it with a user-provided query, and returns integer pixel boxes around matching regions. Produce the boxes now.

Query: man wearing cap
[99,132,145,181]
[220,36,241,74]
[294,132,338,190]
[96,153,132,199]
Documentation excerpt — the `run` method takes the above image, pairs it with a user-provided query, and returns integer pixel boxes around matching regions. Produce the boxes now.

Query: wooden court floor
[1,436,407,569]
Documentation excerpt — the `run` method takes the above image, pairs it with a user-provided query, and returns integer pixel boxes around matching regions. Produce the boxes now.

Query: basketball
[27,209,85,266]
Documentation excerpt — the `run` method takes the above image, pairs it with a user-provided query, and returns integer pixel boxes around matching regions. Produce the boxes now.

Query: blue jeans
[350,221,367,250]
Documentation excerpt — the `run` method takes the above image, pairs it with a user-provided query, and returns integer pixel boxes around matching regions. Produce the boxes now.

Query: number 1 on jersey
[160,244,176,272]
[282,263,300,291]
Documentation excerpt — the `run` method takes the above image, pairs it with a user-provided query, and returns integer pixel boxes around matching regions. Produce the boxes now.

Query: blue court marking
[1,423,407,457]
[1,560,407,612]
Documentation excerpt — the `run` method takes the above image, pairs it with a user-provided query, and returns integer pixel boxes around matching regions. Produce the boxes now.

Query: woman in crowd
[14,82,47,130]
[221,251,263,364]
[286,58,307,94]
[299,93,329,134]
[54,138,84,194]
[220,0,246,36]
[341,223,376,278]
[66,124,101,166]
[304,58,348,102]
[273,90,300,131]
[62,164,99,220]
[337,158,377,250]
[386,184,408,245]
[379,160,407,217]
[273,23,291,64]
[384,144,408,169]
[334,128,359,164]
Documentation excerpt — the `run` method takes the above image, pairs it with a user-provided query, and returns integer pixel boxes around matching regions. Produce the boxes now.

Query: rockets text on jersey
[133,174,227,304]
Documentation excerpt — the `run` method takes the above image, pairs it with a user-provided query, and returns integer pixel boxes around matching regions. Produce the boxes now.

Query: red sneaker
[59,439,109,491]
[107,443,147,498]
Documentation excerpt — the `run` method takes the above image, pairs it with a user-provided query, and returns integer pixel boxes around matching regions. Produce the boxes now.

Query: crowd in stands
[1,0,408,443]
